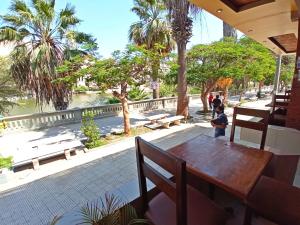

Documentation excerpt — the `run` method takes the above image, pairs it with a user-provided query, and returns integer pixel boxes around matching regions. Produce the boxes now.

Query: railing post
[162,98,166,108]
[74,109,82,122]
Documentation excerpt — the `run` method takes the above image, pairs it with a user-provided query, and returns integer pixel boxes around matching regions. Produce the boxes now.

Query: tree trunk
[152,62,160,99]
[121,98,131,135]
[176,43,189,118]
[224,86,229,104]
[113,85,131,136]
[223,22,237,39]
[201,94,209,113]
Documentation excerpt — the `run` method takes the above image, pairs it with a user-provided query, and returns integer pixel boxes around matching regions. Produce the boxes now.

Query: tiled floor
[0,98,299,225]
[0,126,212,225]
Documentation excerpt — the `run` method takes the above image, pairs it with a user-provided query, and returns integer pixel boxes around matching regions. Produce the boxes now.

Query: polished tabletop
[168,135,273,200]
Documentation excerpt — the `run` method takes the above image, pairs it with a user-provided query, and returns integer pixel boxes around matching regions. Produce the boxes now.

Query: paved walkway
[0,125,214,225]
[0,97,285,225]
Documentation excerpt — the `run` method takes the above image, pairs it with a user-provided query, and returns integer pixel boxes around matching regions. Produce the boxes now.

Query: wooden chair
[244,176,300,225]
[135,137,228,225]
[230,107,270,150]
[263,154,299,185]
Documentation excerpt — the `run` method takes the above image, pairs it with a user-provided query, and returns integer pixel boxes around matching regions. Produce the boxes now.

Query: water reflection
[8,93,111,116]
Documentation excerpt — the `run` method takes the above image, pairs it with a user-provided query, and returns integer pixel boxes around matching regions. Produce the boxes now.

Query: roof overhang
[190,0,299,55]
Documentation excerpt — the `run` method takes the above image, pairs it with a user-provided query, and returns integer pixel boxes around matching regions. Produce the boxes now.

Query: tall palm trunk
[176,43,189,117]
[152,62,160,99]
[223,22,237,39]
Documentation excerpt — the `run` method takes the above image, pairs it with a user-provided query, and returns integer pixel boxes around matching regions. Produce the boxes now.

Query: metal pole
[273,54,282,94]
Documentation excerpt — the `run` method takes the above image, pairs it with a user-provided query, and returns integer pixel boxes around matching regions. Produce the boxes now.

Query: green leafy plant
[74,86,89,93]
[189,86,201,95]
[159,83,176,97]
[81,112,102,149]
[0,156,12,170]
[128,87,148,101]
[80,194,149,225]
[106,97,121,104]
[50,194,149,225]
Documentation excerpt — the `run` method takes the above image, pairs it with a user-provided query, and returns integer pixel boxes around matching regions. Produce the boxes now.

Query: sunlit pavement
[0,97,283,225]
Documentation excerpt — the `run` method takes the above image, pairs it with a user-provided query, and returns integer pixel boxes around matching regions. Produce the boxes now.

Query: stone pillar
[286,19,300,130]
[273,55,282,94]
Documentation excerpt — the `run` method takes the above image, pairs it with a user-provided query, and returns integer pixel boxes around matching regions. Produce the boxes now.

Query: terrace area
[1,0,300,225]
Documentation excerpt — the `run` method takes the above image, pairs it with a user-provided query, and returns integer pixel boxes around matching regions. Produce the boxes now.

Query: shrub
[106,97,121,104]
[0,156,12,170]
[74,85,89,93]
[159,83,176,97]
[128,86,148,101]
[189,86,201,94]
[81,112,102,149]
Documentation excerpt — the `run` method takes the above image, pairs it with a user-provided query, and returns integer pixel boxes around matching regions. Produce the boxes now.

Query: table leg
[243,206,252,225]
[209,183,215,200]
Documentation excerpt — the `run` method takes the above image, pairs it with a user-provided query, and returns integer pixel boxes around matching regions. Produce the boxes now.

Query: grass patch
[87,126,152,151]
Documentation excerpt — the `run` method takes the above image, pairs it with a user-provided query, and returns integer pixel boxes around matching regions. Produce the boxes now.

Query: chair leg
[243,206,252,225]
[209,183,215,200]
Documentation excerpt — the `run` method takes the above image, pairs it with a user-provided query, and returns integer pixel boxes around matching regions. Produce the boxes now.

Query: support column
[273,55,282,94]
[286,17,300,130]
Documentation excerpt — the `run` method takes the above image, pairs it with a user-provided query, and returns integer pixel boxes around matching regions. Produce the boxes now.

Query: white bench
[147,114,169,124]
[13,139,84,170]
[157,115,185,128]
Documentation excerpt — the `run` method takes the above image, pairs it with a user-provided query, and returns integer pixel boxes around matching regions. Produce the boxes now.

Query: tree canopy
[0,0,97,110]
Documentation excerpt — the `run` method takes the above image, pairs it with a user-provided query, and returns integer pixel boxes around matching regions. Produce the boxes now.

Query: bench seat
[157,116,185,128]
[13,139,83,170]
[147,114,169,124]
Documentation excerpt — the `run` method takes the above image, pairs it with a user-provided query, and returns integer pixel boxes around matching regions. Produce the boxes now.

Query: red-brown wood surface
[168,135,273,200]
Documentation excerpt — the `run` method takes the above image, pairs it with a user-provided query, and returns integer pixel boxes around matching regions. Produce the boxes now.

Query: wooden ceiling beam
[221,0,275,12]
[295,0,300,17]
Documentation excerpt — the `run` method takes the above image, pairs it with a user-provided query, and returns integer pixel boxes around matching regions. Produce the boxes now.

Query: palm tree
[164,0,200,117]
[0,56,19,114]
[223,22,237,39]
[129,0,174,99]
[0,0,94,110]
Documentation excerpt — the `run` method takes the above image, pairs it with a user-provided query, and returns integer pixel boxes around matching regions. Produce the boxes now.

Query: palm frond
[0,26,22,42]
[78,194,150,225]
[48,215,62,225]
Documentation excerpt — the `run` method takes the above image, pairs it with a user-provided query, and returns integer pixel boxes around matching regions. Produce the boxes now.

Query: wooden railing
[2,96,185,133]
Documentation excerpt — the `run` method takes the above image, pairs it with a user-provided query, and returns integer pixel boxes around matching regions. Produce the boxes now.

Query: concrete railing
[2,96,184,133]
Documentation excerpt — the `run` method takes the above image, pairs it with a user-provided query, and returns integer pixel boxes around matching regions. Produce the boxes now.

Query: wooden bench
[157,115,185,128]
[13,139,84,170]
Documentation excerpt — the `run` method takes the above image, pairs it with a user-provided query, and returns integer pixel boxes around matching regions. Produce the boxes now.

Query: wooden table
[168,135,273,200]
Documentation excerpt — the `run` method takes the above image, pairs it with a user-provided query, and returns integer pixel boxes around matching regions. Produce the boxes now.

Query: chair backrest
[135,137,187,225]
[272,94,290,111]
[230,107,270,150]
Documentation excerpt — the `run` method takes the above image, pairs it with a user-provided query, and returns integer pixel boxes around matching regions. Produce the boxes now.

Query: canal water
[8,93,111,116]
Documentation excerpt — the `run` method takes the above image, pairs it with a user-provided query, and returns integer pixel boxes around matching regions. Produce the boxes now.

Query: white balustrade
[2,96,199,133]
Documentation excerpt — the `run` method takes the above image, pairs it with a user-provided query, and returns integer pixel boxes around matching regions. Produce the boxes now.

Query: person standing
[212,95,221,119]
[211,105,228,138]
[208,93,214,110]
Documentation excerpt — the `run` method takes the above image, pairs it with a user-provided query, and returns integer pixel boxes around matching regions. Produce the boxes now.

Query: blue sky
[0,0,242,58]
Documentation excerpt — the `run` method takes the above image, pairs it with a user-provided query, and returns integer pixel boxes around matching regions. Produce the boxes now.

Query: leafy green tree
[0,0,97,110]
[239,37,275,96]
[280,55,294,91]
[0,57,20,114]
[164,0,200,117]
[57,45,150,135]
[187,39,244,112]
[129,0,174,99]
